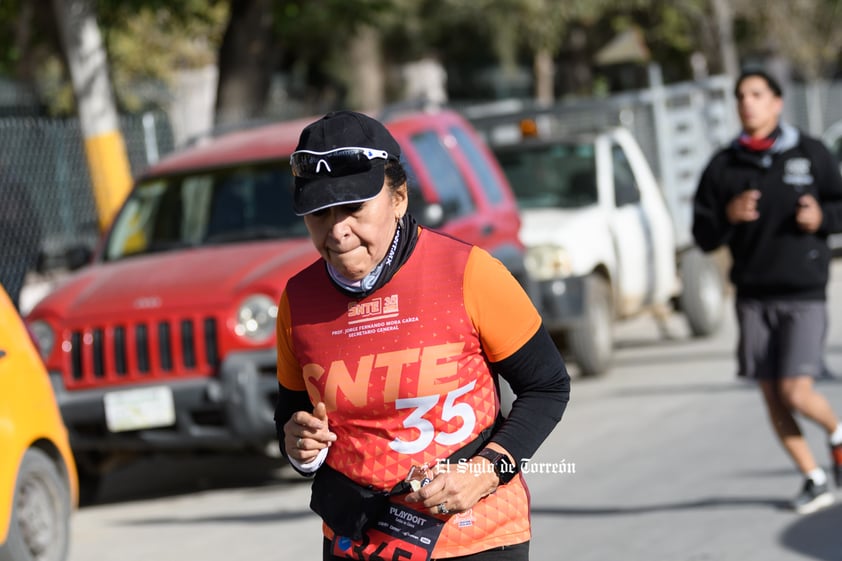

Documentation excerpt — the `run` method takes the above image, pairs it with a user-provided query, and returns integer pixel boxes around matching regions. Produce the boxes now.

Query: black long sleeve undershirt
[487,324,570,464]
[274,385,313,471]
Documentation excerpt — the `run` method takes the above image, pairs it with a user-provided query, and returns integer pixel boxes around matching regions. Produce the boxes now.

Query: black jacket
[693,123,842,300]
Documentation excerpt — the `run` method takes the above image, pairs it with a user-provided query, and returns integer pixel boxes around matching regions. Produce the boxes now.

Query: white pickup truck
[484,119,726,376]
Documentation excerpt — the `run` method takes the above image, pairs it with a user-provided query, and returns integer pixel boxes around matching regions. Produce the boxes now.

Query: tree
[215,0,279,126]
[52,0,132,230]
[99,0,227,112]
[423,0,610,103]
[432,0,548,103]
[212,0,397,123]
[516,0,604,103]
[732,0,842,80]
[710,0,739,78]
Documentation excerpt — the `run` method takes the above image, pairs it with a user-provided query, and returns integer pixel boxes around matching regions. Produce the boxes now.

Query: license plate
[104,386,176,432]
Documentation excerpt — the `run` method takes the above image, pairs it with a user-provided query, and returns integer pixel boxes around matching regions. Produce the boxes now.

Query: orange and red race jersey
[277,228,541,557]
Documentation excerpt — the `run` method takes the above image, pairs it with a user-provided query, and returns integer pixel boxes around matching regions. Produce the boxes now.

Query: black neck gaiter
[327,213,420,299]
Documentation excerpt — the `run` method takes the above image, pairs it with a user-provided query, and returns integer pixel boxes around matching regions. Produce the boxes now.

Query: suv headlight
[28,320,56,359]
[525,245,573,281]
[234,295,278,343]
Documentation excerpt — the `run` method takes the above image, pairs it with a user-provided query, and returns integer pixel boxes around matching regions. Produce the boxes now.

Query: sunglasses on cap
[290,146,396,178]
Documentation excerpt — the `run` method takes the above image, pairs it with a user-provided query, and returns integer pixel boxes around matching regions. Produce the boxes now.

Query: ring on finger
[296,437,303,449]
[438,502,449,515]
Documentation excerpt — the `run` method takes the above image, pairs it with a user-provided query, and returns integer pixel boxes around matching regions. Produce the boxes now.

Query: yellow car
[0,286,77,561]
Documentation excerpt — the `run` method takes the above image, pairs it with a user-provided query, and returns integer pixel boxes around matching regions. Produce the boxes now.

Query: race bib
[331,502,444,561]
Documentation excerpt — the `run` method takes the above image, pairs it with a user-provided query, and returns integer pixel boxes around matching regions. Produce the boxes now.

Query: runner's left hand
[405,449,509,515]
[796,194,823,233]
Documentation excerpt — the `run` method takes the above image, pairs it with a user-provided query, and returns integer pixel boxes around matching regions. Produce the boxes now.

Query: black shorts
[735,298,827,379]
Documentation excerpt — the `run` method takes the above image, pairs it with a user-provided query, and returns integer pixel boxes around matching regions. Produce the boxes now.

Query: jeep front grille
[66,317,219,387]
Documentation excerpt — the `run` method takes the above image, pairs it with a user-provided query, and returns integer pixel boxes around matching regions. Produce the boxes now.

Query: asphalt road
[67,262,842,561]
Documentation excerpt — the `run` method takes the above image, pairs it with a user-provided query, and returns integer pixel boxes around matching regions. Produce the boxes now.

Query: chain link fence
[0,111,174,309]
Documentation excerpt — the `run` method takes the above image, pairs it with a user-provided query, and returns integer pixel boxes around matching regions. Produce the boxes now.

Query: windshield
[104,162,306,261]
[494,142,598,209]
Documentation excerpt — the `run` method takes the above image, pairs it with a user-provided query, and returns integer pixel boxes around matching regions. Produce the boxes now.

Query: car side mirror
[37,243,94,273]
[65,244,93,270]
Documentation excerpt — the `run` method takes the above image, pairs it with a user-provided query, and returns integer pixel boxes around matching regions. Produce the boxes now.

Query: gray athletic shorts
[735,298,827,379]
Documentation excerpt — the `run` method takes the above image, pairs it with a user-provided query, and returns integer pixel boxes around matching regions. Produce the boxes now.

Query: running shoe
[792,478,834,514]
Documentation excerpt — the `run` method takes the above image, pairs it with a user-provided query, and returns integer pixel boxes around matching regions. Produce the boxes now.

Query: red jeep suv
[25,108,527,500]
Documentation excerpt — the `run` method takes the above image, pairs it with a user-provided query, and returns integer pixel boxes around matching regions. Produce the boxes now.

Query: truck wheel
[679,248,725,337]
[2,448,71,561]
[568,275,613,376]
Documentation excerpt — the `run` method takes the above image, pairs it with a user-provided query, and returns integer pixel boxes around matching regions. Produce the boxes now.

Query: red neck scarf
[738,127,780,152]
